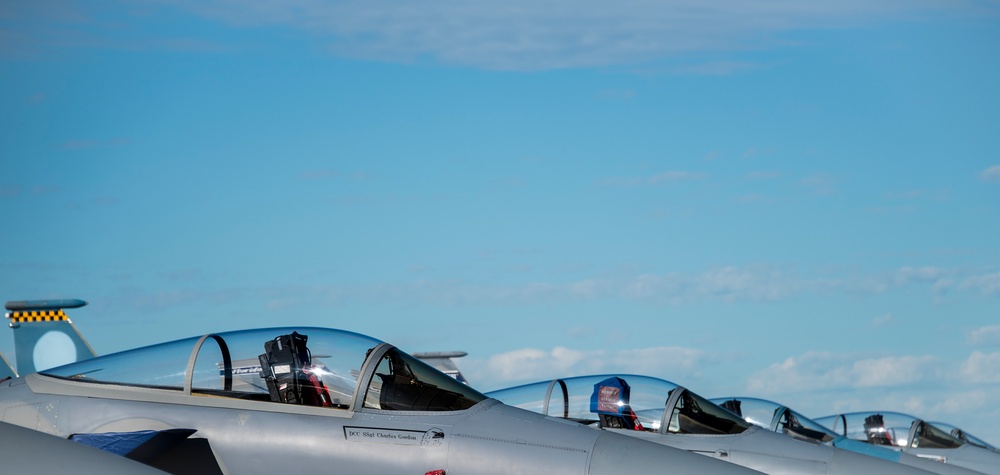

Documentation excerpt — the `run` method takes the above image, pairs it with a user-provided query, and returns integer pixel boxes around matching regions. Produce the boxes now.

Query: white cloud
[926,390,991,415]
[746,352,939,394]
[464,345,708,388]
[981,165,1000,182]
[894,266,947,285]
[623,267,806,304]
[968,325,1000,346]
[960,272,1000,296]
[959,351,1000,383]
[871,313,894,328]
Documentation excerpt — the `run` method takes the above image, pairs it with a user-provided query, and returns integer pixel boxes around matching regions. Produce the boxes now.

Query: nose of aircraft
[588,431,765,475]
[827,447,938,475]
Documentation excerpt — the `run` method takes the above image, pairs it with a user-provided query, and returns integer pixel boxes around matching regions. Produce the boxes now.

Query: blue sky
[2,0,1000,442]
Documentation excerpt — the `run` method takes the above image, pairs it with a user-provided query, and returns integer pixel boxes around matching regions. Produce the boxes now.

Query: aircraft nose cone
[588,431,764,475]
[827,448,936,475]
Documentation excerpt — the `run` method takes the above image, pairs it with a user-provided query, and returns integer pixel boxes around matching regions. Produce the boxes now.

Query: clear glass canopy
[487,374,750,435]
[710,397,837,443]
[929,422,998,452]
[814,412,963,449]
[41,327,486,412]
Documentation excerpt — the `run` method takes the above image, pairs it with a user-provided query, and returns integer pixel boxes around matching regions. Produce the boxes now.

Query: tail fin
[4,299,97,374]
[412,351,468,384]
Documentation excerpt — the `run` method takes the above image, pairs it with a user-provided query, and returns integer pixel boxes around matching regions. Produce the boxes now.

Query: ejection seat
[864,414,894,446]
[258,331,331,407]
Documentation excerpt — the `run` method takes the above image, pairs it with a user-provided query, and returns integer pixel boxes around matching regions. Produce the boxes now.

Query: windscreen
[911,421,963,449]
[667,389,750,435]
[930,423,998,451]
[364,348,486,411]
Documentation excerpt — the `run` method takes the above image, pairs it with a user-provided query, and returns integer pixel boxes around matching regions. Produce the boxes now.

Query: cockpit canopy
[928,422,998,452]
[814,412,963,450]
[40,327,486,412]
[709,397,836,444]
[487,374,750,435]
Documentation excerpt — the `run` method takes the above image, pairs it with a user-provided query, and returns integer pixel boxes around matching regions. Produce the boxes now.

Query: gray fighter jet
[488,374,934,475]
[0,327,763,475]
[710,397,985,475]
[815,411,1000,475]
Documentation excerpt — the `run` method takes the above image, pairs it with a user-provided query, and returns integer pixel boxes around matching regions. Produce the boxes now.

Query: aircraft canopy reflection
[711,397,987,475]
[815,411,1000,475]
[41,327,484,411]
[488,375,938,475]
[711,397,836,443]
[489,374,748,434]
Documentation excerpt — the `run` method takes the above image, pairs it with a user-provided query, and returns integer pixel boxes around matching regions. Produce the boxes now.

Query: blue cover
[70,430,160,456]
[590,376,631,416]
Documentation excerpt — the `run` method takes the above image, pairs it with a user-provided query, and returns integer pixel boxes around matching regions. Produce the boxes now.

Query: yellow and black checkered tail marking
[6,310,69,323]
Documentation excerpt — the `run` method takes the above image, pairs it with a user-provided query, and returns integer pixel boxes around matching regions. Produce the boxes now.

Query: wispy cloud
[0,185,21,198]
[959,351,1000,383]
[596,171,707,188]
[674,61,759,76]
[80,265,1000,319]
[968,325,1000,346]
[745,171,782,180]
[960,272,1000,296]
[871,313,894,328]
[649,171,707,184]
[463,345,710,387]
[798,173,837,195]
[980,165,1000,183]
[7,1,974,70]
[746,352,940,394]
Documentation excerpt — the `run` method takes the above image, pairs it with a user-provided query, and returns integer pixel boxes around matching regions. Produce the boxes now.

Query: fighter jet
[487,374,934,475]
[815,411,1000,475]
[710,397,985,475]
[0,327,763,475]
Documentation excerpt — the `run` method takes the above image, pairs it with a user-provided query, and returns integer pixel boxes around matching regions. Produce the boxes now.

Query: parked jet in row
[0,326,764,475]
[710,397,984,475]
[487,374,934,475]
[815,411,1000,475]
